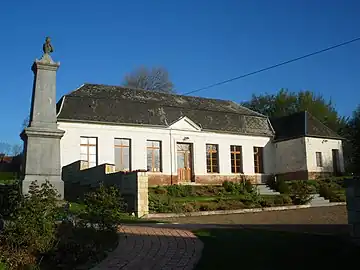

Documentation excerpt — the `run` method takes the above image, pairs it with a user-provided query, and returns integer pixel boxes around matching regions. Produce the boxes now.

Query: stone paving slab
[91,225,204,270]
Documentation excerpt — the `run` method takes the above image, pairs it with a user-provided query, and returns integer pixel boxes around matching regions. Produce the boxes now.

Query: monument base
[21,126,65,200]
[22,175,64,199]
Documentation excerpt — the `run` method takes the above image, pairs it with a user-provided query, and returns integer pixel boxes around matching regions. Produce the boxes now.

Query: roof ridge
[71,83,240,105]
[64,95,266,117]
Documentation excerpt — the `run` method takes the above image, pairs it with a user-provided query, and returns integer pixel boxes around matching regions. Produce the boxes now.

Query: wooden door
[177,143,192,182]
[332,149,340,176]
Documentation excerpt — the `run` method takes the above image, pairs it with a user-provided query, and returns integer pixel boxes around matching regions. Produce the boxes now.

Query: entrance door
[177,143,193,182]
[332,149,340,176]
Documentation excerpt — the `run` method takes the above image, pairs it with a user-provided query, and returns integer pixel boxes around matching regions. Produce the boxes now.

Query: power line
[182,36,360,96]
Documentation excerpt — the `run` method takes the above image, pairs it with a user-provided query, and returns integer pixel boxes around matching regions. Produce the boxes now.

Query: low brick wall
[62,161,149,217]
[345,177,360,246]
[148,173,273,186]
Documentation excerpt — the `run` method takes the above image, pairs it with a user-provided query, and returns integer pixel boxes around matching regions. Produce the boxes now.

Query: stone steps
[256,184,280,195]
[310,194,331,206]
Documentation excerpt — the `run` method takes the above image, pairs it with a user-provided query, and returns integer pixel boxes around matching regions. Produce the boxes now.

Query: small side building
[270,111,344,181]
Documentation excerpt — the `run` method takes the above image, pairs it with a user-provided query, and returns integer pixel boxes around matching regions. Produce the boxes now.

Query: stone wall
[275,170,337,181]
[62,162,149,217]
[345,177,360,246]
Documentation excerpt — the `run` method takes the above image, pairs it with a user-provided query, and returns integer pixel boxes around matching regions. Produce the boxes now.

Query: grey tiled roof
[57,84,274,136]
[270,111,343,141]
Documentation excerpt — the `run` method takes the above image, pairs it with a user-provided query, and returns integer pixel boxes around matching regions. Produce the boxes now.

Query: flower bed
[149,181,294,213]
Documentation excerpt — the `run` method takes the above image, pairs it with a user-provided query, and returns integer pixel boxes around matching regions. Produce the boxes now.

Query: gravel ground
[162,205,348,225]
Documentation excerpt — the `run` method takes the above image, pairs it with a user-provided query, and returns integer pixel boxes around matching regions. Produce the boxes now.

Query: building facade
[57,84,344,186]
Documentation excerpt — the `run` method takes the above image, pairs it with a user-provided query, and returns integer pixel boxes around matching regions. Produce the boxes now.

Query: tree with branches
[123,66,175,93]
[241,88,347,133]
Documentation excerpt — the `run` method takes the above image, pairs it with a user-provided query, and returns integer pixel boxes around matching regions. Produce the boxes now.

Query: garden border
[144,202,346,218]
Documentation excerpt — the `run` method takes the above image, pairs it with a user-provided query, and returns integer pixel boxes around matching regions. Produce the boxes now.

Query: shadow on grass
[193,224,359,270]
[40,223,118,270]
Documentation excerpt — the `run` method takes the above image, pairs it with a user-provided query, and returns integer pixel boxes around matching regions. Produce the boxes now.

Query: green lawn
[194,228,359,270]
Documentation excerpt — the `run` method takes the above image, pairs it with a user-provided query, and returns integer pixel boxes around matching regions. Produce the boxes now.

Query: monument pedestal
[21,127,65,198]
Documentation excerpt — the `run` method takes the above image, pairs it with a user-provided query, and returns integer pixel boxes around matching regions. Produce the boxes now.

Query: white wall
[274,137,307,174]
[58,121,274,176]
[305,137,344,172]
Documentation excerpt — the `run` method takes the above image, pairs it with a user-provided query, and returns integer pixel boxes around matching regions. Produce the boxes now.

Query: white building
[56,84,344,186]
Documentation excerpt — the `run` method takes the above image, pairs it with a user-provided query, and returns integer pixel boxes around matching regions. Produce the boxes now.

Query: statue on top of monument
[43,37,54,54]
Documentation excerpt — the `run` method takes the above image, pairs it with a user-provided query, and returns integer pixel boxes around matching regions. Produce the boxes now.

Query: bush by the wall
[222,180,257,195]
[83,184,127,231]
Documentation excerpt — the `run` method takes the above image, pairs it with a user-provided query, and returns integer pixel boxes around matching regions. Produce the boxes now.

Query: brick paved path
[92,225,204,270]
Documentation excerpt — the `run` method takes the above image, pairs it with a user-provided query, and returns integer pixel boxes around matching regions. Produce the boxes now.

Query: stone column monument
[21,37,65,198]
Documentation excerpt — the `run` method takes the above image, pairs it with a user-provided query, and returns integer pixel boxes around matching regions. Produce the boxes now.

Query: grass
[194,228,360,270]
[0,179,17,185]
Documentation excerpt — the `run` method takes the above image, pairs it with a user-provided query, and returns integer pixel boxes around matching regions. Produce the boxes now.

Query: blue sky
[1,0,359,145]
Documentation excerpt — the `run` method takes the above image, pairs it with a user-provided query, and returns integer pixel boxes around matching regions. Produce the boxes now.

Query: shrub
[260,197,274,207]
[0,182,21,218]
[166,185,193,197]
[182,203,198,212]
[222,180,256,195]
[276,179,290,193]
[222,181,235,193]
[289,181,312,205]
[198,203,217,211]
[280,194,292,205]
[83,184,126,231]
[148,194,181,213]
[318,183,345,202]
[152,186,167,195]
[0,180,60,269]
[244,180,255,193]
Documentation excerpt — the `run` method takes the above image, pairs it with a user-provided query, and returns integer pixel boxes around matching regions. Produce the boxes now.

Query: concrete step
[310,194,330,206]
[257,184,280,195]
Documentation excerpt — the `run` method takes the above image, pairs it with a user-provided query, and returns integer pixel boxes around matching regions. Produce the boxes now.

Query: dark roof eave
[57,118,274,137]
[274,134,344,143]
[305,134,345,141]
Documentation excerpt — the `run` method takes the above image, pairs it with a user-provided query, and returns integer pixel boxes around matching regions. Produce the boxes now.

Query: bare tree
[123,67,175,94]
[0,142,11,155]
[11,144,23,156]
[22,116,30,130]
[0,142,22,156]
